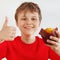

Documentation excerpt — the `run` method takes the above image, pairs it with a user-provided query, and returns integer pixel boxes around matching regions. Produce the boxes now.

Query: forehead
[18,11,39,17]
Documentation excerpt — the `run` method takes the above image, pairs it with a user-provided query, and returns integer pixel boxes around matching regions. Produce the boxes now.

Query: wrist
[0,31,4,43]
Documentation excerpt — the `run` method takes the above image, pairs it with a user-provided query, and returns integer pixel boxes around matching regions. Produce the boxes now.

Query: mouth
[24,26,34,30]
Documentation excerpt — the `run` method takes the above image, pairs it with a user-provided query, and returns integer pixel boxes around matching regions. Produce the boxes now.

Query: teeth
[24,26,32,29]
[26,26,34,28]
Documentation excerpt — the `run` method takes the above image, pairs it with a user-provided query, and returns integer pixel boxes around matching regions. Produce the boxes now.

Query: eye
[21,18,27,20]
[31,18,37,21]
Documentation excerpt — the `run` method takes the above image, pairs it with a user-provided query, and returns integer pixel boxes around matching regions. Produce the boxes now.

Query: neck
[21,34,35,44]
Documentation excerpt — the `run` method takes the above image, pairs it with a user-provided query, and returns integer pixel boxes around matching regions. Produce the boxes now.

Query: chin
[24,32,34,36]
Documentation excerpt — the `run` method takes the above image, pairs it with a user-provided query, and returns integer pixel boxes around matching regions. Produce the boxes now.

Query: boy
[0,2,60,60]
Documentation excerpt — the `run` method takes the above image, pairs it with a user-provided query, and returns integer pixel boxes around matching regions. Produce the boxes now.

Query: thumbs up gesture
[0,17,16,43]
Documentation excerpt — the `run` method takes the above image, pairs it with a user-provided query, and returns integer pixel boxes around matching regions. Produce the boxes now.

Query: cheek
[35,21,40,27]
[17,21,25,27]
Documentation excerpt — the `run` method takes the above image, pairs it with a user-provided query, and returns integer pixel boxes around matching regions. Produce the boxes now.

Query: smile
[24,26,33,30]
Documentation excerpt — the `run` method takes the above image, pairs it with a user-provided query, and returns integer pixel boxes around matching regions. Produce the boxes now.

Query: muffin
[39,28,58,45]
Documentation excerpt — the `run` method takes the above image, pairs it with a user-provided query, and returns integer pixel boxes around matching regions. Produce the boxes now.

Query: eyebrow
[32,16,37,17]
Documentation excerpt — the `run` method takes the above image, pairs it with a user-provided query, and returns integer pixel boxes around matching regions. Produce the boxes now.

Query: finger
[3,17,8,27]
[8,26,16,31]
[12,31,16,34]
[55,27,58,30]
[10,32,16,37]
[47,39,57,46]
[6,36,14,41]
[55,31,60,38]
[8,29,16,35]
[10,35,15,40]
[52,27,58,37]
[50,36,58,42]
[57,39,60,43]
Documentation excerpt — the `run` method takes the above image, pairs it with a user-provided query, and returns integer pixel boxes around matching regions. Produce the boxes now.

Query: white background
[0,0,60,36]
[0,0,60,60]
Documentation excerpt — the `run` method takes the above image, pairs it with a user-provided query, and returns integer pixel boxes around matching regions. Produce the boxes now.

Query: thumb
[55,27,58,31]
[3,17,8,27]
[52,27,58,37]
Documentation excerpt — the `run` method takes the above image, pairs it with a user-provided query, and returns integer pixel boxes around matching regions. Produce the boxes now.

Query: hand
[47,28,60,56]
[0,17,16,43]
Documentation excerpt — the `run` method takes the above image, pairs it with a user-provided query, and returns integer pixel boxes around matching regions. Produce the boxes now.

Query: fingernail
[50,36,52,39]
[47,39,50,42]
[56,31,58,33]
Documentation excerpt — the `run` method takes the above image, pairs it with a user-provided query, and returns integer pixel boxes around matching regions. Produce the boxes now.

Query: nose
[26,19,32,25]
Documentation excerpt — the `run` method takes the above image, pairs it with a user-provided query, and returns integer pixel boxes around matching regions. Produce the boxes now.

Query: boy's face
[16,11,40,36]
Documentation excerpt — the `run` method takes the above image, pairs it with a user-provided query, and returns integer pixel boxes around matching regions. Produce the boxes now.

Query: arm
[0,17,16,59]
[47,28,60,60]
[0,31,5,43]
[49,47,60,60]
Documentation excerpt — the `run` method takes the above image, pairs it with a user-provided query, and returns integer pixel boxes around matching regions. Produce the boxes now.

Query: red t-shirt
[0,36,60,60]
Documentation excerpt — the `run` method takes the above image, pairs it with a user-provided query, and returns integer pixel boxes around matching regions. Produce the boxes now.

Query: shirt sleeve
[49,47,60,60]
[0,41,7,59]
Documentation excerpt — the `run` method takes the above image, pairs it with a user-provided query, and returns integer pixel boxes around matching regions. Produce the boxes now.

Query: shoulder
[35,36,44,43]
[36,36,50,49]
